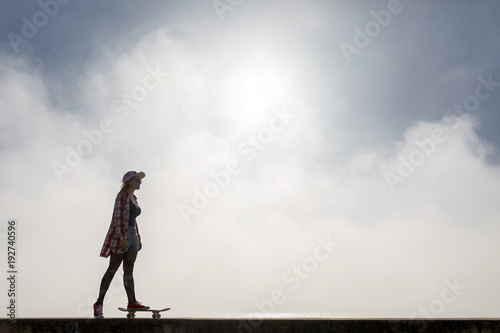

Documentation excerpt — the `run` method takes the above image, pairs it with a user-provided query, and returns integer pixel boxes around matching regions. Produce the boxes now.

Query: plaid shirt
[100,191,142,258]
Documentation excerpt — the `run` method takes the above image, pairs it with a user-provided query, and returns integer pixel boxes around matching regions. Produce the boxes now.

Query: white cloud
[1,4,500,319]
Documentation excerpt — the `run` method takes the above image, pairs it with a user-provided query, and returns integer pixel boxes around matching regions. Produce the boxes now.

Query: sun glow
[219,58,292,132]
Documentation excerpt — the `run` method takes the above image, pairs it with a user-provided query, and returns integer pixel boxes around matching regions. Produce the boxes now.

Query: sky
[1,0,500,320]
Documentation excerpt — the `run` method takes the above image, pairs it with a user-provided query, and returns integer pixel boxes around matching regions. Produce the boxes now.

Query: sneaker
[127,301,150,311]
[93,302,103,319]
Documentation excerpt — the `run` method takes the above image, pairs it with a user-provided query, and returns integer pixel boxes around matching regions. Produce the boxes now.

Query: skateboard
[118,307,171,319]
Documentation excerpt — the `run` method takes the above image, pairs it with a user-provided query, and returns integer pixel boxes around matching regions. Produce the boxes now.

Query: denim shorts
[127,226,139,252]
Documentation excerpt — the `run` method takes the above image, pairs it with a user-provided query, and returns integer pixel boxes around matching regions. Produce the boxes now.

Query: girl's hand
[120,238,128,249]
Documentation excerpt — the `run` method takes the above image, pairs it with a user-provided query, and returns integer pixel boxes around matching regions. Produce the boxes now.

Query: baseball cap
[122,171,146,183]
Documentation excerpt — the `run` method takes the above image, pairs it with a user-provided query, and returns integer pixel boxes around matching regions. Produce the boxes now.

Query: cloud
[1,1,500,319]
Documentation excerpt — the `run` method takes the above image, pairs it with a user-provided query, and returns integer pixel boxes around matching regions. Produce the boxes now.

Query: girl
[94,171,149,319]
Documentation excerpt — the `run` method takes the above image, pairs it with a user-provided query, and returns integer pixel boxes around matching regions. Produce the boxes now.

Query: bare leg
[97,252,124,304]
[123,250,138,304]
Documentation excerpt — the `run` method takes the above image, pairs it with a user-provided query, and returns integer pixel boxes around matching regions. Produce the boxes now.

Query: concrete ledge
[1,318,499,333]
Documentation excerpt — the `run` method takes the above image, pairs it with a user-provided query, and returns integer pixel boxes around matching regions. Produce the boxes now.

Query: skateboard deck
[118,307,171,319]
